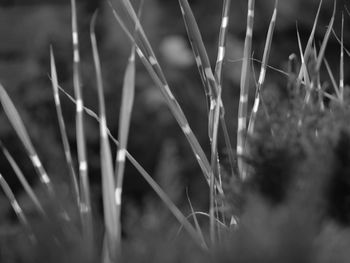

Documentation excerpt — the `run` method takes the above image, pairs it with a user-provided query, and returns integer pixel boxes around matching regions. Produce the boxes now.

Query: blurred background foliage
[0,0,349,231]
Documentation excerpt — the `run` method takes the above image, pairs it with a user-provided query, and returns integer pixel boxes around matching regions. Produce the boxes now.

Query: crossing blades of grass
[248,0,278,136]
[178,0,219,141]
[0,173,36,243]
[315,0,336,74]
[0,84,55,198]
[113,2,143,257]
[185,189,207,248]
[237,0,255,180]
[0,141,45,216]
[109,1,224,194]
[90,12,118,261]
[57,84,205,248]
[296,27,311,98]
[50,47,80,211]
[297,0,323,82]
[70,0,93,255]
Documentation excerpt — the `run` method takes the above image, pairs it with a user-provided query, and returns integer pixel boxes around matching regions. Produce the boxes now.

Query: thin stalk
[247,0,278,136]
[237,0,255,180]
[340,13,344,102]
[70,0,93,253]
[50,47,80,210]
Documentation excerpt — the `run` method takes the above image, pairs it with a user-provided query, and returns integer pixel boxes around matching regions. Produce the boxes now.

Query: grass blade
[109,1,224,194]
[297,0,323,81]
[324,58,341,99]
[90,12,118,261]
[237,0,255,180]
[70,0,93,254]
[50,47,80,210]
[315,0,336,73]
[56,84,205,248]
[0,84,55,198]
[0,173,36,243]
[340,13,344,102]
[0,141,45,216]
[248,0,278,136]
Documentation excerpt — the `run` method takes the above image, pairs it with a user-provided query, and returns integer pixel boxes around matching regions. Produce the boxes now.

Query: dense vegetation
[0,0,349,262]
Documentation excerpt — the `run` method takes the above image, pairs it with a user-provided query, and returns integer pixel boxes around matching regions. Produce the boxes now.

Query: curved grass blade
[248,0,278,136]
[90,12,118,261]
[237,0,255,180]
[0,141,45,216]
[50,47,80,210]
[109,1,224,194]
[56,84,205,248]
[0,173,36,243]
[185,189,207,248]
[70,0,93,254]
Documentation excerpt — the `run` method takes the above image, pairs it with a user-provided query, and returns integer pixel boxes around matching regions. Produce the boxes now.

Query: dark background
[0,0,348,221]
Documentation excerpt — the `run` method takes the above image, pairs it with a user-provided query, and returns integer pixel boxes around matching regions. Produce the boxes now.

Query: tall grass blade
[70,0,93,254]
[0,141,45,216]
[0,173,36,243]
[178,0,219,141]
[237,0,255,180]
[90,12,118,261]
[215,0,235,177]
[50,47,80,210]
[248,0,278,136]
[109,1,224,193]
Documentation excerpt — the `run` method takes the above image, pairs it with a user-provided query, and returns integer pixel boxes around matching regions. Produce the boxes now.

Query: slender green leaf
[70,0,93,253]
[248,0,278,136]
[90,11,118,260]
[237,0,255,180]
[50,47,80,209]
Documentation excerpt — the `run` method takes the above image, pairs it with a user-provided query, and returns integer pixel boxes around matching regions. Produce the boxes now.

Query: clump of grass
[0,0,350,262]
